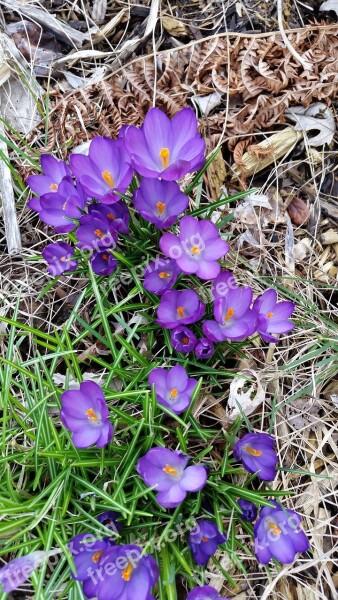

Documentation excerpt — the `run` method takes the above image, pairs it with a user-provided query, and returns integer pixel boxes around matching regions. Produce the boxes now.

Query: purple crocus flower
[212,270,237,300]
[253,289,295,343]
[0,550,59,593]
[233,432,278,481]
[42,242,77,276]
[160,216,229,280]
[97,511,123,534]
[143,258,178,295]
[189,520,226,566]
[76,211,118,251]
[38,177,87,233]
[187,586,227,600]
[157,289,205,329]
[124,107,206,180]
[238,499,258,522]
[60,381,114,448]
[148,364,197,414]
[87,544,159,600]
[90,251,118,276]
[133,178,189,228]
[195,338,215,360]
[27,154,72,210]
[70,137,133,204]
[170,326,197,353]
[254,501,309,564]
[68,533,110,582]
[203,287,257,342]
[136,447,207,508]
[88,201,129,234]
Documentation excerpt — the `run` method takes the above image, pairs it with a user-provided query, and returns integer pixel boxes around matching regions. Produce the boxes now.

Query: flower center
[170,388,178,399]
[202,536,208,542]
[267,311,274,318]
[159,147,170,169]
[163,464,179,476]
[182,337,189,344]
[60,256,67,262]
[50,183,58,191]
[191,245,200,255]
[102,170,115,188]
[92,551,103,563]
[245,446,262,457]
[85,408,99,422]
[102,253,109,261]
[177,306,185,318]
[268,522,281,536]
[121,562,133,581]
[94,228,104,238]
[156,201,166,216]
[107,213,115,221]
[159,271,170,279]
[224,307,235,321]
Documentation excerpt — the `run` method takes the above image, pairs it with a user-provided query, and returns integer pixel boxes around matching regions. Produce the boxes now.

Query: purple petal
[180,466,207,491]
[156,484,187,508]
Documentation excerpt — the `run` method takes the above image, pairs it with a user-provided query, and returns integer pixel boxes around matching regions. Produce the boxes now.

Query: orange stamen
[102,254,109,260]
[268,522,281,536]
[163,464,178,476]
[182,337,189,344]
[60,256,67,262]
[121,563,133,581]
[177,306,185,318]
[92,551,103,563]
[50,183,58,191]
[267,311,274,318]
[85,408,98,422]
[170,388,178,399]
[156,201,166,216]
[159,147,170,169]
[159,271,170,279]
[191,245,200,255]
[245,446,263,457]
[224,307,235,321]
[102,170,115,188]
[94,228,104,238]
[107,213,115,221]
[202,536,208,542]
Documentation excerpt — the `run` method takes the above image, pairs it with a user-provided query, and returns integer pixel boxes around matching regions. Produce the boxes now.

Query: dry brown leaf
[226,369,265,421]
[287,196,311,225]
[205,148,227,200]
[162,15,188,37]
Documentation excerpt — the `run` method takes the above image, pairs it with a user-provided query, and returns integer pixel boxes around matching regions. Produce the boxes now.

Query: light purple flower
[233,433,278,481]
[133,178,188,228]
[88,201,129,234]
[143,258,179,295]
[203,287,257,342]
[42,242,77,276]
[170,326,197,353]
[189,520,226,566]
[60,381,114,448]
[70,137,133,204]
[77,211,118,250]
[238,499,258,522]
[211,270,237,300]
[90,251,118,276]
[254,501,309,564]
[136,447,207,508]
[148,364,197,414]
[0,551,58,593]
[187,586,227,600]
[195,338,215,360]
[160,216,229,280]
[157,289,205,329]
[38,177,87,233]
[27,154,71,210]
[253,289,295,343]
[68,533,110,582]
[124,107,206,180]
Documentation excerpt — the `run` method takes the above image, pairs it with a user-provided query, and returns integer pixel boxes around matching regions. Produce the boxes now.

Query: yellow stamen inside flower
[107,213,115,221]
[224,307,235,321]
[245,446,262,457]
[121,563,133,581]
[159,271,170,279]
[267,311,274,318]
[50,183,58,191]
[92,551,103,563]
[163,464,178,476]
[102,170,115,188]
[202,536,208,542]
[191,245,200,255]
[268,522,281,536]
[170,388,178,399]
[156,201,166,216]
[183,337,189,344]
[94,228,104,238]
[60,256,67,262]
[177,306,185,318]
[159,147,170,169]
[85,408,98,422]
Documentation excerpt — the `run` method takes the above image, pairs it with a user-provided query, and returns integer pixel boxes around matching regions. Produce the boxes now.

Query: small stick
[0,121,22,254]
[277,0,313,71]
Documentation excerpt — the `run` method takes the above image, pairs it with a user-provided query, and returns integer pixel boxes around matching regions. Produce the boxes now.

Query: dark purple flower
[160,216,229,280]
[60,381,114,448]
[133,178,188,228]
[187,586,227,600]
[253,289,295,343]
[254,501,309,564]
[88,201,129,234]
[211,270,237,300]
[233,432,278,481]
[136,447,207,508]
[148,364,197,414]
[38,177,87,233]
[195,338,215,360]
[68,533,110,582]
[90,251,118,276]
[143,258,179,295]
[0,551,58,593]
[97,511,123,534]
[170,326,197,353]
[76,212,118,250]
[238,499,258,522]
[27,154,71,210]
[156,289,205,329]
[42,242,77,276]
[189,520,226,566]
[88,544,159,600]
[203,287,257,342]
[70,137,133,204]
[124,107,206,180]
